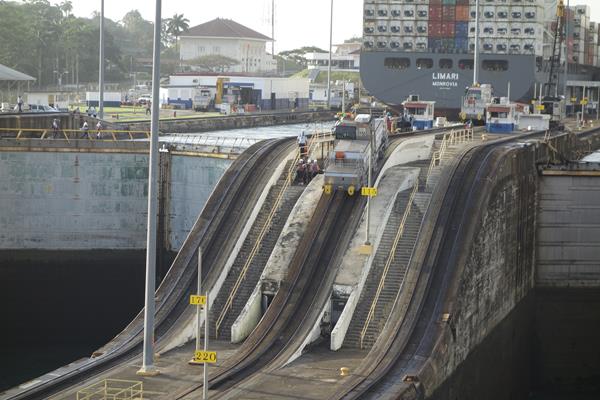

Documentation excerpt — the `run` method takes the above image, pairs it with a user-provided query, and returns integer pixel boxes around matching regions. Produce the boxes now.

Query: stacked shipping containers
[362,0,599,62]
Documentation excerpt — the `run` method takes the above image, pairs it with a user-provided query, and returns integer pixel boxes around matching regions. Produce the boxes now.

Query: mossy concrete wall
[0,149,231,252]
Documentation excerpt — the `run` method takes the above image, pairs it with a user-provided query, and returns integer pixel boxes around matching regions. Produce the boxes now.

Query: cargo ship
[361,0,600,117]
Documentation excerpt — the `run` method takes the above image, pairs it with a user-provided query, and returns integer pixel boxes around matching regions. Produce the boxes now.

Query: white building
[180,18,277,74]
[305,43,361,71]
[165,74,310,111]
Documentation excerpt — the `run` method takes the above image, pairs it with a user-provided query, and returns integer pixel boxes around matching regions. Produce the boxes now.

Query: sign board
[190,295,207,306]
[193,351,217,363]
[361,187,378,197]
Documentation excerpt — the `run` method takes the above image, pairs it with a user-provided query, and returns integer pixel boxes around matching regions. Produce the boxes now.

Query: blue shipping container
[455,37,469,50]
[455,22,469,37]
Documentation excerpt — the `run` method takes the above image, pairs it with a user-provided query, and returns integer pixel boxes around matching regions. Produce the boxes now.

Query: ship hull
[360,51,538,118]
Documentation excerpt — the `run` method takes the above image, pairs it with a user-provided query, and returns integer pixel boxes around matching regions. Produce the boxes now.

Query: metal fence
[76,379,143,400]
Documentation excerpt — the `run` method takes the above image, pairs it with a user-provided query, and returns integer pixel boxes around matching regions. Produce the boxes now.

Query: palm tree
[167,13,190,54]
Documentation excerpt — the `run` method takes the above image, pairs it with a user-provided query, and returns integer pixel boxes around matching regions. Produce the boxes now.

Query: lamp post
[137,0,162,377]
[98,0,105,120]
[327,0,333,109]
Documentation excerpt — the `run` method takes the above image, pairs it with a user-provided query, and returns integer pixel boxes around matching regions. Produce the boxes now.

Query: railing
[0,127,150,143]
[426,128,474,186]
[76,379,143,400]
[214,129,334,338]
[359,179,420,349]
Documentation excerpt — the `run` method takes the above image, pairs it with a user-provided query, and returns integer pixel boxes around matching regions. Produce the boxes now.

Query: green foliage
[186,55,239,73]
[278,46,327,67]
[0,1,190,86]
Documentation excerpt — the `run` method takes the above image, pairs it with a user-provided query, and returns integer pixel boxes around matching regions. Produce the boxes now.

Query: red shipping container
[429,5,442,21]
[442,5,455,21]
[455,5,469,22]
[441,22,455,37]
[429,21,443,37]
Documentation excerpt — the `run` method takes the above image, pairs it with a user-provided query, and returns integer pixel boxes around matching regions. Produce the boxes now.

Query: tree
[167,13,189,53]
[187,55,239,73]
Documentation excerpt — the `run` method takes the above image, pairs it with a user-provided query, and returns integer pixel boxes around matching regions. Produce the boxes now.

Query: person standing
[17,96,24,113]
[311,159,320,178]
[51,118,60,139]
[80,121,89,139]
[96,121,103,139]
[145,101,151,116]
[297,130,307,157]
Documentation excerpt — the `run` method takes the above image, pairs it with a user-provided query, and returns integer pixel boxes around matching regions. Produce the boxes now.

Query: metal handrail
[214,129,333,338]
[359,180,420,349]
[0,127,150,142]
[426,128,474,185]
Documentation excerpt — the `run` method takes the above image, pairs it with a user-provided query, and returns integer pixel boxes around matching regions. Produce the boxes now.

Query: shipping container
[429,21,443,37]
[442,0,456,5]
[442,5,455,20]
[429,5,442,21]
[441,22,456,37]
[455,37,469,51]
[455,21,469,37]
[456,5,469,22]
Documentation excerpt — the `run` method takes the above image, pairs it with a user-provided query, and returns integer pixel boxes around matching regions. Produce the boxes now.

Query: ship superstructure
[361,0,600,116]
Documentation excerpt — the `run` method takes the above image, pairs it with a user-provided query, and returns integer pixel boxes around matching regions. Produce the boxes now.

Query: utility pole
[98,0,105,120]
[564,0,570,103]
[271,0,275,57]
[473,0,480,85]
[137,0,162,378]
[327,0,333,108]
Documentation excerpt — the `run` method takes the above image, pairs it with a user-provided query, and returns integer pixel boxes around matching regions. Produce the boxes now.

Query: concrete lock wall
[537,175,600,287]
[420,143,540,398]
[0,150,230,251]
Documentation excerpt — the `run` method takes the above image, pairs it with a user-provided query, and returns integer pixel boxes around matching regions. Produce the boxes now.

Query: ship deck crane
[540,0,567,124]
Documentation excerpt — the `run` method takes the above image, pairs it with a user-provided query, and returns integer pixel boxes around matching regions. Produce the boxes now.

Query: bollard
[173,111,177,118]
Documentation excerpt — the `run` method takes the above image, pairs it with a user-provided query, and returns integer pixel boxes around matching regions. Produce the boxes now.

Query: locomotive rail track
[328,128,570,400]
[172,192,365,398]
[6,137,295,400]
[3,123,469,400]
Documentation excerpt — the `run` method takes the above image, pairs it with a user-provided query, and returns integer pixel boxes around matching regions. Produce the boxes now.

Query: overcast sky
[55,0,599,53]
[55,0,364,53]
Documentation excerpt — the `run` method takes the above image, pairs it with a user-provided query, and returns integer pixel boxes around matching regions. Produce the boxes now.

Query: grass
[291,69,361,84]
[70,104,221,122]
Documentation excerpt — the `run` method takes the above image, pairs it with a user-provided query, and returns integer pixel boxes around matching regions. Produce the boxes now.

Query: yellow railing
[76,379,143,400]
[359,179,420,349]
[426,128,474,186]
[214,129,334,338]
[0,127,150,143]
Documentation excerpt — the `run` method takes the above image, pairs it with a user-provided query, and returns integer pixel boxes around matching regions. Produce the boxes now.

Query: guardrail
[0,127,150,143]
[359,179,420,349]
[76,379,143,400]
[214,129,334,338]
[426,128,474,186]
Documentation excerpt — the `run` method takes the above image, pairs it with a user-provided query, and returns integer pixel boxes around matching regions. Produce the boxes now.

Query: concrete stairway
[210,167,304,341]
[344,188,431,349]
[425,140,464,192]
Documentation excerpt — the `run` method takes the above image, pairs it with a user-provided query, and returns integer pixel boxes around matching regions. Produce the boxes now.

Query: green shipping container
[442,0,456,5]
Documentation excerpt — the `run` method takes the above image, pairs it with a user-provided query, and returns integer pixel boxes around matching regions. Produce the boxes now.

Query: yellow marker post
[193,351,217,364]
[361,187,378,197]
[190,295,207,306]
[323,184,332,195]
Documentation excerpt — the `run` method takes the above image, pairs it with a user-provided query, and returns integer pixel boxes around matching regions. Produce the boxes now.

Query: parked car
[0,103,12,112]
[29,104,59,112]
[136,96,152,105]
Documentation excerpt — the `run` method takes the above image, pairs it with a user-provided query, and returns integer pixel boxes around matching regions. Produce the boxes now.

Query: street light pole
[473,0,480,85]
[98,0,105,120]
[137,0,162,377]
[327,0,333,109]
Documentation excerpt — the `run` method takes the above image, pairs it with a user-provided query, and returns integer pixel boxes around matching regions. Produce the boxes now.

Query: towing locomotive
[323,114,388,196]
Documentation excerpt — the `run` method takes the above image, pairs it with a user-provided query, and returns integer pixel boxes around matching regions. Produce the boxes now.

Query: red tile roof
[184,18,272,41]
